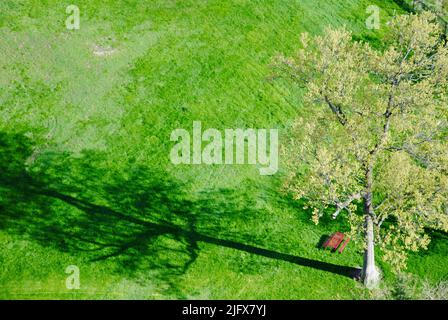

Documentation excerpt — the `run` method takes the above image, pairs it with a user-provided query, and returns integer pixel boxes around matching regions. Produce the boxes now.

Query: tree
[274,12,448,288]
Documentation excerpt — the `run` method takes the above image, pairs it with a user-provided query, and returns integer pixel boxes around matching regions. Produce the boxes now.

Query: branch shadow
[0,132,358,297]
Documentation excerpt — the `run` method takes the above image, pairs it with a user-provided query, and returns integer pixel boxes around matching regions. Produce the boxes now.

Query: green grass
[0,0,446,299]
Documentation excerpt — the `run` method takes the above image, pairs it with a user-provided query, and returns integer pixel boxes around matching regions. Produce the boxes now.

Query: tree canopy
[275,11,448,274]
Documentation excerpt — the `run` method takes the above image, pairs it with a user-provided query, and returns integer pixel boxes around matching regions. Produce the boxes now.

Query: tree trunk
[361,198,380,288]
[361,165,380,289]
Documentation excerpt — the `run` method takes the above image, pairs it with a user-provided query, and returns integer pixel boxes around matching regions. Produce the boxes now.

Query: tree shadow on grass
[0,132,359,297]
[391,0,414,12]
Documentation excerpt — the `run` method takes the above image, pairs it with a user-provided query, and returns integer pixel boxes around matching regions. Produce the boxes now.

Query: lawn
[0,0,446,299]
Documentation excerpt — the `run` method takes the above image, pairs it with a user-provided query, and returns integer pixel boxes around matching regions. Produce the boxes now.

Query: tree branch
[332,192,362,219]
[324,95,347,126]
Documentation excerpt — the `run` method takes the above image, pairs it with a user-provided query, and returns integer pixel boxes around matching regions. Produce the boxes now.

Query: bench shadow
[316,234,329,249]
[0,132,358,297]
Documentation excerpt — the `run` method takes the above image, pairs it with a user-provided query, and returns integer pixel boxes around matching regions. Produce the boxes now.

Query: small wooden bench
[322,232,350,253]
